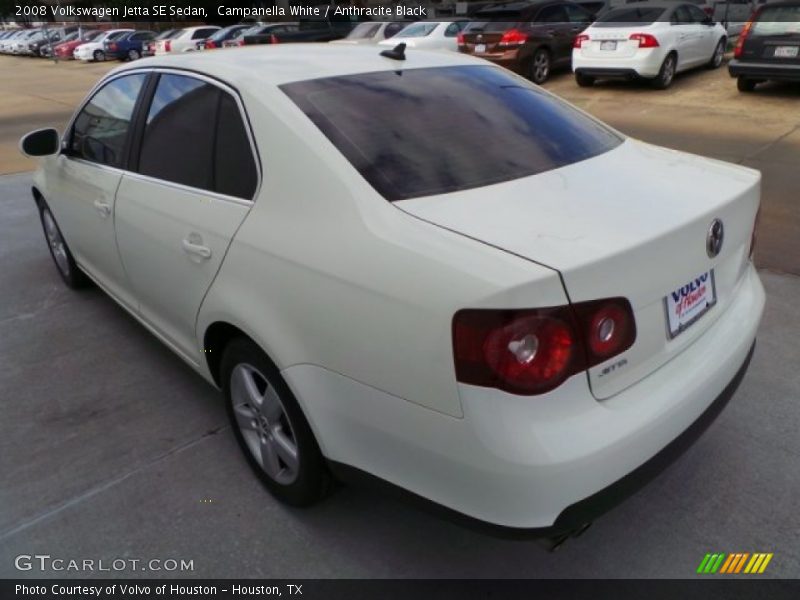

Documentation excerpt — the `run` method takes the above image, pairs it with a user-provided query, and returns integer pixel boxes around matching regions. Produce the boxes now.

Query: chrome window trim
[61,66,262,205]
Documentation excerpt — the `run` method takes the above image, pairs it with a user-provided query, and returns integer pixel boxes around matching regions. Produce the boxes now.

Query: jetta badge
[706,219,724,258]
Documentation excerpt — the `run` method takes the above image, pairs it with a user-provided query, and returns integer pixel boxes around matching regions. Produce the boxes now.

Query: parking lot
[0,52,799,578]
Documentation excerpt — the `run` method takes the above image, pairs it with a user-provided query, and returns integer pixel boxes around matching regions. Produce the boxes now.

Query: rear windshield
[282,66,621,201]
[347,22,382,39]
[466,20,523,33]
[595,7,666,25]
[752,6,800,36]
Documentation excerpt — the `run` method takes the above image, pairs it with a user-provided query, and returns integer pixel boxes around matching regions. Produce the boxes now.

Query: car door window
[537,5,569,23]
[672,5,693,24]
[565,4,592,22]
[138,74,257,199]
[445,23,462,37]
[70,73,147,168]
[686,5,708,22]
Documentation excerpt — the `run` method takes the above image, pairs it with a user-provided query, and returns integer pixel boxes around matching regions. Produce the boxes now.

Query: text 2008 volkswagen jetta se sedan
[21,44,764,535]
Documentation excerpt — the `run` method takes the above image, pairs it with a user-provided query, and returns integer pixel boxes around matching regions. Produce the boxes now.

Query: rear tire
[93,49,104,62]
[707,38,726,69]
[651,53,677,89]
[737,76,757,92]
[38,202,90,289]
[127,48,140,61]
[575,72,595,87]
[222,337,332,507]
[529,48,552,84]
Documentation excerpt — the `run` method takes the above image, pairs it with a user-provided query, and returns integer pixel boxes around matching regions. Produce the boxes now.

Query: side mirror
[19,128,60,157]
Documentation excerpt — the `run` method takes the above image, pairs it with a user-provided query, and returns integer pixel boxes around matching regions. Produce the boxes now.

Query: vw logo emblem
[706,219,724,258]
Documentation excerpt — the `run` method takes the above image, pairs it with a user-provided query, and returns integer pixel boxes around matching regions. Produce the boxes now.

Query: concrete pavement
[0,171,798,578]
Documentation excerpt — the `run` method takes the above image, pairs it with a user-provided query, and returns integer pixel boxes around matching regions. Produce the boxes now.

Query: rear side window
[282,66,621,201]
[70,73,146,168]
[138,74,257,199]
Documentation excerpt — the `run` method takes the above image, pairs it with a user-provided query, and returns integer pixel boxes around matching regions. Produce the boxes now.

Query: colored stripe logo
[697,552,773,574]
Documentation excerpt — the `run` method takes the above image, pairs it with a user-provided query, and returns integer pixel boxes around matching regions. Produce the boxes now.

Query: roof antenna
[380,43,406,61]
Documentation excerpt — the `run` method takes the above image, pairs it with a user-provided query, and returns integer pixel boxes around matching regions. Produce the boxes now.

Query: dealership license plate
[664,270,716,338]
[475,44,486,53]
[600,41,617,51]
[774,46,799,58]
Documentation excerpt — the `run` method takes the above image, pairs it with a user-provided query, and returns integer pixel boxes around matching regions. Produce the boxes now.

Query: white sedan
[73,29,133,62]
[155,25,220,54]
[573,2,728,88]
[377,20,469,52]
[20,45,763,534]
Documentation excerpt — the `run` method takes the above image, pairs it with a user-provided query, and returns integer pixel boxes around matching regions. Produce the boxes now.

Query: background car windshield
[595,7,666,25]
[395,23,437,37]
[347,22,382,38]
[752,6,800,36]
[282,66,622,201]
[467,19,524,32]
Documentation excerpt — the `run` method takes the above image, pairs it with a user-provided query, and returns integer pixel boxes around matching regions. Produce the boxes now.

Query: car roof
[113,43,483,87]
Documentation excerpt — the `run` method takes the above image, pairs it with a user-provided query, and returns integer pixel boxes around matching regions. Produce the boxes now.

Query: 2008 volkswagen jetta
[20,44,764,535]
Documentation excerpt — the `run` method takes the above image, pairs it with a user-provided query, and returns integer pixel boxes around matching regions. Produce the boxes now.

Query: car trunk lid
[396,140,760,400]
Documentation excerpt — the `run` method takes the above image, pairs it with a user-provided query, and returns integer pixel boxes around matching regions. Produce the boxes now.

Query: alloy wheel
[531,50,550,84]
[230,363,300,485]
[42,209,70,277]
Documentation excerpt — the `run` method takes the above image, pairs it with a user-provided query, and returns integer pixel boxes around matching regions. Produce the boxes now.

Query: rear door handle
[182,238,212,260]
[93,199,111,218]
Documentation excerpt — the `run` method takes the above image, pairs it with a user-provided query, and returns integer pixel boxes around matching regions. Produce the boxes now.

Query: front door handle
[93,199,111,218]
[182,238,212,260]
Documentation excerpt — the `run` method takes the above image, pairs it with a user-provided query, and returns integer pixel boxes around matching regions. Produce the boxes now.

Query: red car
[53,30,100,60]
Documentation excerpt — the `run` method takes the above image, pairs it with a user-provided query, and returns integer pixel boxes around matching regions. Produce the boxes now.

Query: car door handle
[93,199,111,218]
[182,239,212,259]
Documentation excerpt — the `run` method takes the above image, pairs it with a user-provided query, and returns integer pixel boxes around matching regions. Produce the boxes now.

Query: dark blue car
[104,30,156,61]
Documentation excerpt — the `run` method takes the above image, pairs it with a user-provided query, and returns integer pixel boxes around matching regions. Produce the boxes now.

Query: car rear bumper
[284,264,765,531]
[573,49,665,79]
[728,59,800,81]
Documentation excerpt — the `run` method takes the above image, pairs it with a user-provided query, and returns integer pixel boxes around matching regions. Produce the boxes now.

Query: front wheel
[127,48,141,61]
[651,53,676,89]
[529,48,551,85]
[93,49,105,62]
[38,203,89,289]
[707,39,725,69]
[222,338,332,507]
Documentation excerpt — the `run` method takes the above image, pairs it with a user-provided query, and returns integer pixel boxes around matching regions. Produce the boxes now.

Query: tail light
[109,43,117,51]
[237,39,245,47]
[734,15,757,58]
[629,33,659,48]
[457,32,465,46]
[574,34,590,49]
[453,298,636,395]
[207,40,216,49]
[499,28,527,47]
[269,34,279,44]
[165,40,171,52]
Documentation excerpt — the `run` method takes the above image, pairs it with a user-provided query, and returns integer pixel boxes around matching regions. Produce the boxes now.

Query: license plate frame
[600,40,617,51]
[774,45,799,58]
[475,43,486,54]
[664,270,717,339]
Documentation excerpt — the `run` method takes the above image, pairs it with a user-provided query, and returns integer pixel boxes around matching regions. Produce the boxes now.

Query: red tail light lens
[237,39,245,47]
[453,299,636,395]
[109,43,117,51]
[457,32,465,46]
[269,34,279,44]
[499,28,527,47]
[630,33,659,48]
[165,40,171,52]
[574,34,590,49]
[734,16,756,58]
[207,40,216,49]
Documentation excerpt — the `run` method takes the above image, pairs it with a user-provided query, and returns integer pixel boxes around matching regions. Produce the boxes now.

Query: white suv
[155,26,220,54]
